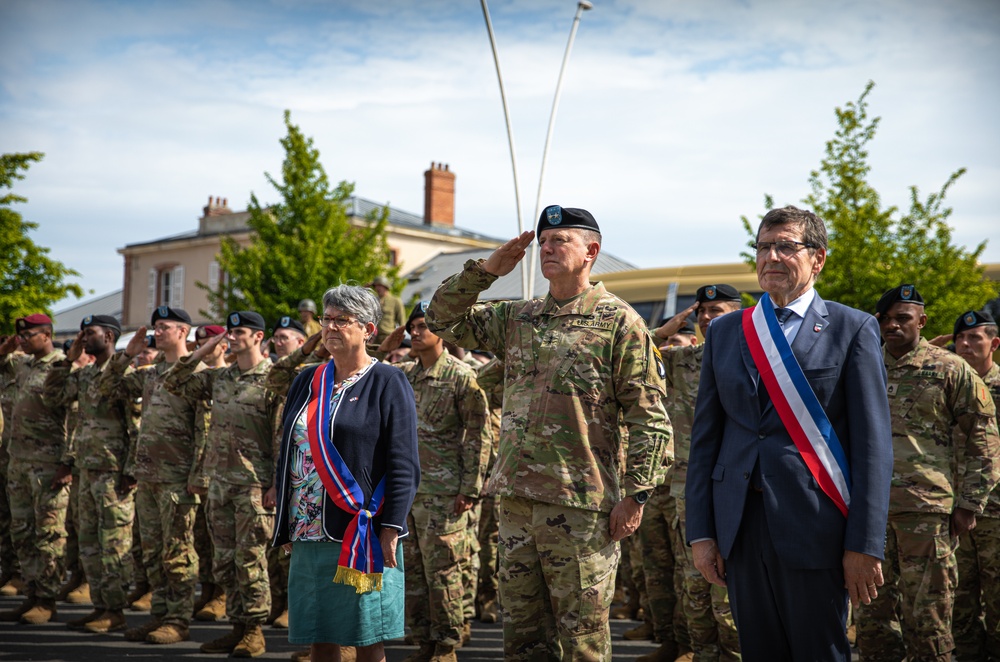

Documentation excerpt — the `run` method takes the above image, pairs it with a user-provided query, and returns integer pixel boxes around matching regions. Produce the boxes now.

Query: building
[116,163,503,330]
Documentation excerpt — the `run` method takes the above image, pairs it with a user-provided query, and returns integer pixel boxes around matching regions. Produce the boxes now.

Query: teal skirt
[288,540,405,646]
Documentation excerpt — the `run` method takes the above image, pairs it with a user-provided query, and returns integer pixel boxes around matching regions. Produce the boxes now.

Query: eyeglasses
[319,315,361,330]
[752,241,817,258]
[17,330,45,341]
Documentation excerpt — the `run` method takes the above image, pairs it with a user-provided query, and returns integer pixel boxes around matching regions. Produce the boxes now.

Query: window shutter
[208,261,220,291]
[147,268,157,317]
[172,265,185,308]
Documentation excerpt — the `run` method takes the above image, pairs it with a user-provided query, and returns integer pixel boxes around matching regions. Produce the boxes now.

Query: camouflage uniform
[164,355,279,626]
[474,359,503,613]
[426,259,673,661]
[1,350,70,600]
[377,292,407,340]
[0,369,20,579]
[396,351,491,646]
[42,355,137,611]
[857,339,1000,662]
[98,352,208,627]
[193,405,214,586]
[954,361,1000,661]
[660,344,740,661]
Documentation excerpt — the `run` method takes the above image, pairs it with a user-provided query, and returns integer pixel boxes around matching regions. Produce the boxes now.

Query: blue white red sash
[306,361,386,593]
[742,293,851,516]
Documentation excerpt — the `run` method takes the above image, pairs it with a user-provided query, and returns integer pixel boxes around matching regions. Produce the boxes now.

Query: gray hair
[322,285,383,328]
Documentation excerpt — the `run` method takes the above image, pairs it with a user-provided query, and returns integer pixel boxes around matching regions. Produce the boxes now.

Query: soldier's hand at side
[378,326,406,354]
[653,302,699,341]
[843,550,883,608]
[692,539,726,587]
[51,464,73,489]
[263,486,277,509]
[125,326,149,358]
[302,332,323,356]
[454,494,474,515]
[380,528,399,569]
[609,496,644,541]
[928,333,953,348]
[65,331,86,363]
[483,231,535,277]
[951,507,977,538]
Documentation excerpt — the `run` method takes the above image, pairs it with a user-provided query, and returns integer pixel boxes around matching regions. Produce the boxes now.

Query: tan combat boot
[124,617,162,641]
[146,621,190,644]
[66,607,103,629]
[200,622,246,654]
[290,650,311,661]
[21,597,58,624]
[272,607,289,629]
[478,598,498,623]
[0,574,26,597]
[340,646,357,662]
[460,621,472,646]
[67,582,91,604]
[84,608,127,633]
[429,642,457,662]
[0,596,37,622]
[623,620,655,641]
[231,622,266,658]
[194,587,226,621]
[192,581,216,614]
[402,642,435,662]
[126,581,149,604]
[129,589,152,612]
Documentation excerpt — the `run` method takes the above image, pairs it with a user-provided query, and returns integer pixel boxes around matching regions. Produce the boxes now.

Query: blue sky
[2,0,998,308]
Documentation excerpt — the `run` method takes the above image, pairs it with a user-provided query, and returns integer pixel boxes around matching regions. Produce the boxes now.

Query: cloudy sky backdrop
[2,0,998,308]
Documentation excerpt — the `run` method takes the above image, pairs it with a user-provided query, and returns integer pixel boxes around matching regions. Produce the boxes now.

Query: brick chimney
[202,195,232,218]
[423,162,455,227]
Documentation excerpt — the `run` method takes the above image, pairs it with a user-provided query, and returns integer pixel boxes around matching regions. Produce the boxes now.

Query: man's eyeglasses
[752,241,817,258]
[319,315,361,330]
[17,330,45,341]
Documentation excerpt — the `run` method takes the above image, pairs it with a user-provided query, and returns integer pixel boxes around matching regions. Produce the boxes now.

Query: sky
[2,0,999,310]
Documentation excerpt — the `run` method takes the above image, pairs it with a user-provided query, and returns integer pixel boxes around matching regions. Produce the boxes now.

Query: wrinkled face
[697,301,740,336]
[226,327,261,355]
[538,229,597,281]
[408,318,442,352]
[271,328,305,358]
[955,326,1000,365]
[136,347,159,366]
[878,302,926,356]
[82,326,110,355]
[755,223,826,303]
[321,307,375,356]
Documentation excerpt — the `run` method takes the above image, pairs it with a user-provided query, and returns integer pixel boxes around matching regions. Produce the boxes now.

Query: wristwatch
[631,490,651,505]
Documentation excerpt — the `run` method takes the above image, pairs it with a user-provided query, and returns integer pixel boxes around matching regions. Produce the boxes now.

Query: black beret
[144,335,156,349]
[15,313,52,332]
[227,311,265,332]
[537,205,600,238]
[406,301,430,332]
[274,316,306,336]
[62,339,74,352]
[81,314,121,335]
[151,306,192,326]
[876,284,924,317]
[954,310,997,337]
[696,284,741,304]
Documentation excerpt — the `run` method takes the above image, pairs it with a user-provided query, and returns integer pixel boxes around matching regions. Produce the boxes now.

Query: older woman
[272,285,419,662]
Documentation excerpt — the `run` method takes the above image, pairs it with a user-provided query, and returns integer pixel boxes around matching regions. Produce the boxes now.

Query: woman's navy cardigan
[271,360,420,547]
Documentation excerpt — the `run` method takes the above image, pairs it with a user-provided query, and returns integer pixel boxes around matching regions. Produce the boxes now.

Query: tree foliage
[741,82,997,337]
[0,152,83,331]
[198,111,399,325]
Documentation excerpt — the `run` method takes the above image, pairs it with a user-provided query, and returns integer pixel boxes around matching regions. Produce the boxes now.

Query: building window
[148,264,184,317]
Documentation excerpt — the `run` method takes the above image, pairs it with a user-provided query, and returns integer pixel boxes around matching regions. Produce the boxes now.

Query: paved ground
[0,594,661,661]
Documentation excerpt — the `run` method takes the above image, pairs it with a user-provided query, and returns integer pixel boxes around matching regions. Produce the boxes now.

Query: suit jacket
[685,293,893,569]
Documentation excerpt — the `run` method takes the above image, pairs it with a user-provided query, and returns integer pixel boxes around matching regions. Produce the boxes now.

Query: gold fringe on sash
[333,565,383,594]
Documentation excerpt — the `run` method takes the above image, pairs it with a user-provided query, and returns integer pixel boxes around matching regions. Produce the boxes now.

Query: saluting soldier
[0,341,23,597]
[98,306,208,645]
[426,205,673,661]
[857,286,1000,661]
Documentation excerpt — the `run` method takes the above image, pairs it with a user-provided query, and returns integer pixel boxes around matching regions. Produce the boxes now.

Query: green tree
[741,82,997,337]
[0,152,83,331]
[199,111,399,325]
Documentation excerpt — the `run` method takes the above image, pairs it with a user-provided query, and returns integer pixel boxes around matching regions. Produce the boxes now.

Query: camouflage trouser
[954,516,1000,661]
[0,445,20,576]
[626,530,648,619]
[65,470,81,577]
[673,495,740,661]
[194,500,214,584]
[477,494,499,607]
[638,488,683,647]
[207,481,273,625]
[462,500,482,622]
[856,513,957,662]
[498,495,619,662]
[267,545,290,606]
[136,481,199,626]
[77,468,134,610]
[131,517,146,589]
[6,458,69,599]
[404,494,469,645]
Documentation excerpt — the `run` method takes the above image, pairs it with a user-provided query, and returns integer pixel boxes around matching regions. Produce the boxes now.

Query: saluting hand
[302,332,323,356]
[124,326,149,358]
[378,326,406,354]
[66,331,86,363]
[191,332,225,362]
[653,302,700,340]
[0,335,18,356]
[483,231,535,277]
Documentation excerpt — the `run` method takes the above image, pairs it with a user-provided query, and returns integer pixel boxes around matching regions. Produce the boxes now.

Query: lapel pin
[813,323,823,332]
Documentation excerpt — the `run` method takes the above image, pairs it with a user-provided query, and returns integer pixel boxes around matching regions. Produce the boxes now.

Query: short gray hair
[322,285,382,328]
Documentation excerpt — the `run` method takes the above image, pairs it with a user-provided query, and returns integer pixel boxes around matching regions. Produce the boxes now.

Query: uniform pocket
[572,539,621,634]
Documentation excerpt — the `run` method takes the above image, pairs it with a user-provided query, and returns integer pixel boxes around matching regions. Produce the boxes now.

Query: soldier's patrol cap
[80,314,121,336]
[195,325,225,340]
[536,205,601,238]
[150,306,192,326]
[695,284,740,304]
[371,275,391,288]
[406,301,431,333]
[954,310,997,337]
[273,316,306,336]
[226,311,266,332]
[297,299,317,314]
[875,284,925,317]
[15,313,53,332]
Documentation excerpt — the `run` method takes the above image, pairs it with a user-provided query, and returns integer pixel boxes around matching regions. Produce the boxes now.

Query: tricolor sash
[306,361,386,593]
[742,293,851,516]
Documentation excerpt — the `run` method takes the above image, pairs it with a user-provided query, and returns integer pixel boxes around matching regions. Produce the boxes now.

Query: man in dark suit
[686,206,893,661]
